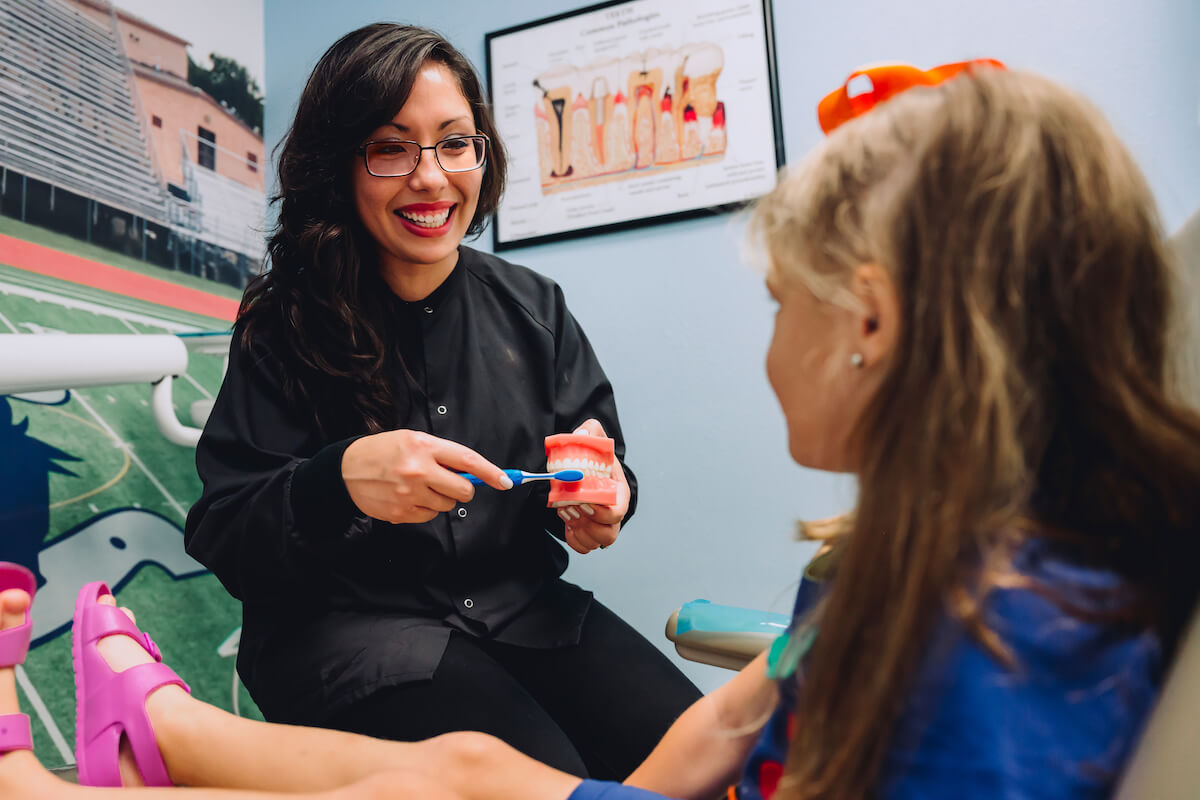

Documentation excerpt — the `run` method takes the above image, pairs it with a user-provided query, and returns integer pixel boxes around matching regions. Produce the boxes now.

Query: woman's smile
[395,201,457,237]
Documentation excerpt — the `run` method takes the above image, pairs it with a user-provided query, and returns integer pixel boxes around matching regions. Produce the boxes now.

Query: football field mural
[0,0,266,767]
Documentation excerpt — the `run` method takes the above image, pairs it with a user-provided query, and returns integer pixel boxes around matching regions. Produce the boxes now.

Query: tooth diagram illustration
[530,43,726,193]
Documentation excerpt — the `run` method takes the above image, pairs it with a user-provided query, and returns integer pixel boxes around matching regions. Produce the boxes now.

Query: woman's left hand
[558,419,631,555]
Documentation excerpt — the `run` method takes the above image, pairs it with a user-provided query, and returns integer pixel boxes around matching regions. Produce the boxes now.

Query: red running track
[0,232,239,322]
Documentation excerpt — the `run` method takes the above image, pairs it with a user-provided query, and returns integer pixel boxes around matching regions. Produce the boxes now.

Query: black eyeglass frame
[355,134,490,178]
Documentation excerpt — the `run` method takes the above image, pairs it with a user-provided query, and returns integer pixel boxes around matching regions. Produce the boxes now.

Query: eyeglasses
[357,135,489,177]
[817,59,1006,134]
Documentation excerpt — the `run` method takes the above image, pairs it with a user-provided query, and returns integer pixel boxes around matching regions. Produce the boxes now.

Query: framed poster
[485,0,784,250]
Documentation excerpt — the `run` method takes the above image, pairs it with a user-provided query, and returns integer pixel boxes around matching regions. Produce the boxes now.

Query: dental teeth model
[544,432,619,508]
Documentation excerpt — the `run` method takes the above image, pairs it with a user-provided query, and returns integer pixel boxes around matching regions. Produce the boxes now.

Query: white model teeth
[399,208,451,227]
[547,458,612,478]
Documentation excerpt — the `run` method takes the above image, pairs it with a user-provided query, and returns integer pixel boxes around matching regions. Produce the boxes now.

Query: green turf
[1,252,265,768]
[0,215,251,302]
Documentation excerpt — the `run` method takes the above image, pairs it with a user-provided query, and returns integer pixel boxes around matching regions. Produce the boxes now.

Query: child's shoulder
[990,540,1161,672]
[883,541,1162,798]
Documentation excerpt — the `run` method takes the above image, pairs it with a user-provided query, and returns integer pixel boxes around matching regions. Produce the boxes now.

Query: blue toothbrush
[458,468,584,487]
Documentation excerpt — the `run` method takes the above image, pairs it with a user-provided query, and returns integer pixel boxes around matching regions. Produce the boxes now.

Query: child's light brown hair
[752,66,1200,799]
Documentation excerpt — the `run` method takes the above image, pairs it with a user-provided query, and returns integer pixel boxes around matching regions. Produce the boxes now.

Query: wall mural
[0,0,265,767]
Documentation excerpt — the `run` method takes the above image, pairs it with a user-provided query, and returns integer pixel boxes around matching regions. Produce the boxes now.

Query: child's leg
[0,587,465,800]
[92,594,582,800]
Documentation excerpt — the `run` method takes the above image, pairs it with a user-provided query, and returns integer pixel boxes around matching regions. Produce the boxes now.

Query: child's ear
[851,263,899,367]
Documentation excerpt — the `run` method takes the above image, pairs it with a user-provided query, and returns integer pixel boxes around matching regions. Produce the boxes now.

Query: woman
[183,23,700,779]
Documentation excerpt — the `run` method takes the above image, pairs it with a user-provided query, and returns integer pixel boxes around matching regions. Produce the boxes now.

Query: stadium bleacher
[0,0,168,223]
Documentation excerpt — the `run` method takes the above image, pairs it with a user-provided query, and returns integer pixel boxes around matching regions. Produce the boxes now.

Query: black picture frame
[485,0,784,250]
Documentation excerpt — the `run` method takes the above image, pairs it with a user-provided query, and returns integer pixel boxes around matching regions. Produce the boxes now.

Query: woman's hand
[559,419,631,554]
[342,430,511,523]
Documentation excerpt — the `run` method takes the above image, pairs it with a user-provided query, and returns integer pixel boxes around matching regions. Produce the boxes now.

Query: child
[1,62,1197,800]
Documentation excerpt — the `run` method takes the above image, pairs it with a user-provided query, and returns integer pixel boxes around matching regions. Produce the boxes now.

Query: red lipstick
[394,202,456,237]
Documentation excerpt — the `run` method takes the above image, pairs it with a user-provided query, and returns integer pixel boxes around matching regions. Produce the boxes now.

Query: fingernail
[558,510,570,522]
[580,504,594,516]
[500,475,514,489]
[573,426,590,435]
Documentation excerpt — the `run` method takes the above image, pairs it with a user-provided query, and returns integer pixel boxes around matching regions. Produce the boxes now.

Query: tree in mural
[188,53,264,133]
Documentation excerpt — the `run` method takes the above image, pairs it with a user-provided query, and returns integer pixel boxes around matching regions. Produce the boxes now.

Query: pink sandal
[0,562,35,763]
[72,580,190,786]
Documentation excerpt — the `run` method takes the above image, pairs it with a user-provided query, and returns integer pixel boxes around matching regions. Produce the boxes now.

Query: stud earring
[850,353,865,368]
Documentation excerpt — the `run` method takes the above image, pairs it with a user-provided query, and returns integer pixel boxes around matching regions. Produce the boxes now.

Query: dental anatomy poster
[486,0,783,249]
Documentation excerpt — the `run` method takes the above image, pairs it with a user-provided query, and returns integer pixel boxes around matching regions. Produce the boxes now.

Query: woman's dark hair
[239,23,507,434]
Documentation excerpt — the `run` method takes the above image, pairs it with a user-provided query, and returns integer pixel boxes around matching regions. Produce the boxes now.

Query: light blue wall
[264,0,1200,692]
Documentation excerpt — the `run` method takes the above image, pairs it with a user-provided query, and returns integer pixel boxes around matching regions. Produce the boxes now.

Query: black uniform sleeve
[550,285,639,528]
[183,336,368,602]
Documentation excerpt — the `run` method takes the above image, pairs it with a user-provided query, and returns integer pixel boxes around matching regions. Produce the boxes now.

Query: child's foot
[0,587,63,797]
[90,594,191,787]
[0,588,29,719]
[73,582,191,788]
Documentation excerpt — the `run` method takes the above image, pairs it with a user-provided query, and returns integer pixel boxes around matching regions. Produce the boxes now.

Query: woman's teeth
[399,207,452,227]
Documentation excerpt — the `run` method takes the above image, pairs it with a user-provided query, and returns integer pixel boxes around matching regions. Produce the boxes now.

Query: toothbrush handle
[458,469,525,486]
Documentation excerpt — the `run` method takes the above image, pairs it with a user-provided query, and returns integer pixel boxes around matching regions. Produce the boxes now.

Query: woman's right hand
[341,430,512,523]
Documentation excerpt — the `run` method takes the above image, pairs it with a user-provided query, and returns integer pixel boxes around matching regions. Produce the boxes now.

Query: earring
[850,353,865,369]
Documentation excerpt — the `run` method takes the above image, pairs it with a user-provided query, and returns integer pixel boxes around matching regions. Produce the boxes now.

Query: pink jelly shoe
[72,581,189,786]
[0,562,36,762]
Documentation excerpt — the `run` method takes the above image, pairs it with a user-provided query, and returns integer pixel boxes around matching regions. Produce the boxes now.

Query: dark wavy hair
[239,23,508,435]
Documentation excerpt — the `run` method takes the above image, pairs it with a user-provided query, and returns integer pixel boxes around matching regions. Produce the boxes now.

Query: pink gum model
[544,433,619,507]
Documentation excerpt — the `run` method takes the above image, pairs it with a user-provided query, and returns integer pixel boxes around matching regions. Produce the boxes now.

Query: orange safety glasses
[817,58,1006,134]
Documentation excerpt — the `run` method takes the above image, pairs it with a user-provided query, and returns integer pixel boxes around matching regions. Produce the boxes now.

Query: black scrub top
[183,245,638,723]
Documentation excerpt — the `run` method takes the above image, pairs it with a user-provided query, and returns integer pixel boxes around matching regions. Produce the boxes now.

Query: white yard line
[72,391,189,520]
[183,372,213,399]
[0,308,17,333]
[0,279,208,332]
[15,665,75,765]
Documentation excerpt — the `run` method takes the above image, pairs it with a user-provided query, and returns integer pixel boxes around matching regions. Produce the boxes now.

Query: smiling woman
[351,64,487,299]
[182,22,700,783]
